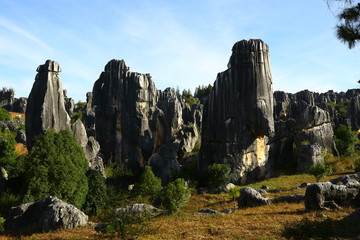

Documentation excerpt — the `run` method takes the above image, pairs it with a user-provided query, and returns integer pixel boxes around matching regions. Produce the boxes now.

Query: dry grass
[8,112,25,120]
[0,172,356,240]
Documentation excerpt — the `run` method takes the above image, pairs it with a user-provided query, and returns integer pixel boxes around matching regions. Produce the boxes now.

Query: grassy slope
[0,172,356,240]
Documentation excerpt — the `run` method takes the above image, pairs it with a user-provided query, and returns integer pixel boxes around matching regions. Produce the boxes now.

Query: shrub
[70,111,83,124]
[133,166,162,201]
[0,217,4,232]
[309,163,332,182]
[83,170,107,216]
[0,129,18,175]
[206,163,232,189]
[228,186,241,201]
[335,124,358,157]
[160,178,191,213]
[0,108,11,121]
[0,192,21,217]
[100,209,151,240]
[23,130,88,208]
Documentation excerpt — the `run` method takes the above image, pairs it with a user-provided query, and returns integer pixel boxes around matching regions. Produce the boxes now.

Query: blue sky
[0,0,359,102]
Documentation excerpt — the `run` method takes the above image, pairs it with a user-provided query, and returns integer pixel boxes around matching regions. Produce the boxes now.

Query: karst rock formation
[199,39,275,184]
[25,60,71,149]
[25,60,104,174]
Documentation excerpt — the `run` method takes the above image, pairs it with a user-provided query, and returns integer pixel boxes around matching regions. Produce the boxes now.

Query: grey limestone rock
[304,181,360,211]
[5,196,88,233]
[149,142,180,185]
[200,39,274,185]
[115,203,162,216]
[25,60,71,149]
[93,59,163,175]
[237,187,270,208]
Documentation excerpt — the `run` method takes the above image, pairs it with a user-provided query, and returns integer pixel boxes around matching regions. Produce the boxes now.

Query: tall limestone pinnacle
[25,60,70,149]
[200,39,274,184]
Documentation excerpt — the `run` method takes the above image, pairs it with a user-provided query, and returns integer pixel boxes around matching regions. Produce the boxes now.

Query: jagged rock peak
[36,59,62,73]
[104,59,129,72]
[228,39,270,68]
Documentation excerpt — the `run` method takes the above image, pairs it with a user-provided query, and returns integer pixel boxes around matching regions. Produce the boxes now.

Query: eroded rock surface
[200,39,274,184]
[5,197,88,233]
[25,60,70,149]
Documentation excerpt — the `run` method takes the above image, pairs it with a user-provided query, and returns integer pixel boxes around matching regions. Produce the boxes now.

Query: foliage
[324,151,355,172]
[228,186,241,201]
[100,209,151,240]
[308,163,332,182]
[105,164,133,178]
[133,166,162,201]
[0,108,11,121]
[160,178,191,213]
[206,163,232,189]
[177,157,199,186]
[70,111,82,124]
[76,101,87,108]
[83,170,107,216]
[0,192,22,217]
[0,129,18,175]
[182,89,198,106]
[336,2,360,49]
[23,130,88,208]
[327,100,350,118]
[0,217,4,232]
[335,124,358,156]
[194,84,213,100]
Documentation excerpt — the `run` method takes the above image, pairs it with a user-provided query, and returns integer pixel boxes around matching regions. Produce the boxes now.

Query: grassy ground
[0,172,357,240]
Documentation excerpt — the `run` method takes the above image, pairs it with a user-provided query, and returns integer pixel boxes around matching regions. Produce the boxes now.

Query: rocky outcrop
[157,88,183,133]
[25,60,71,149]
[92,59,202,182]
[237,187,304,208]
[71,119,105,176]
[5,197,88,233]
[93,60,163,174]
[199,39,274,184]
[115,203,163,216]
[304,181,360,211]
[271,90,338,174]
[0,88,27,113]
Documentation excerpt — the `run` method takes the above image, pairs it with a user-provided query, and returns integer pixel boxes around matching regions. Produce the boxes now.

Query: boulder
[15,130,26,144]
[5,197,88,233]
[149,142,180,185]
[304,181,360,211]
[296,143,324,173]
[200,39,274,184]
[115,203,162,216]
[25,60,71,149]
[237,187,270,208]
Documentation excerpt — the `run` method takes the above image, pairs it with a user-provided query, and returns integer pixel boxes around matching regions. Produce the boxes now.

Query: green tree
[133,166,162,201]
[194,84,213,100]
[327,0,360,48]
[0,129,18,174]
[83,170,107,215]
[334,124,358,156]
[23,130,88,208]
[206,163,232,189]
[0,108,11,121]
[160,178,191,213]
[309,163,332,182]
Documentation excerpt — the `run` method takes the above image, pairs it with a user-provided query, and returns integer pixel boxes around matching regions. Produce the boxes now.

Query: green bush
[0,108,11,121]
[0,129,18,174]
[100,209,151,240]
[160,178,191,213]
[206,163,232,189]
[70,111,83,124]
[335,124,358,157]
[0,192,21,217]
[309,163,332,182]
[23,130,88,208]
[0,217,5,232]
[83,170,107,216]
[133,166,162,201]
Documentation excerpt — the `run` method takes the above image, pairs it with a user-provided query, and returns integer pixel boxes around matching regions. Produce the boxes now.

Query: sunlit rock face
[25,60,70,149]
[199,39,274,185]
